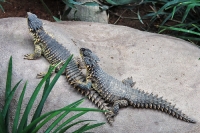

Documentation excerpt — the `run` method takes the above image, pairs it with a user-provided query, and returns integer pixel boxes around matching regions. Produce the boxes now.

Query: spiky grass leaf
[26,106,104,132]
[2,80,22,119]
[30,65,53,123]
[45,111,87,132]
[17,65,56,132]
[152,0,185,20]
[6,57,12,104]
[5,56,12,132]
[158,25,200,36]
[0,113,6,133]
[12,81,27,133]
[22,98,84,133]
[40,0,53,16]
[72,122,105,133]
[171,5,177,20]
[182,3,192,22]
[73,123,89,133]
[28,107,104,133]
[137,9,144,24]
[53,16,61,22]
[23,108,69,133]
[30,110,65,133]
[0,4,5,13]
[52,111,88,133]
[45,97,85,133]
[78,122,105,132]
[1,56,104,133]
[28,55,72,132]
[58,120,94,133]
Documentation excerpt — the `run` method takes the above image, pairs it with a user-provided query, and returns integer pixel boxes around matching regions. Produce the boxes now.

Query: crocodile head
[80,48,100,69]
[27,12,43,33]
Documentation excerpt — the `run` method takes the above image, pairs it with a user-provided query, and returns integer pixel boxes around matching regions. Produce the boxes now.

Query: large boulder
[0,18,199,133]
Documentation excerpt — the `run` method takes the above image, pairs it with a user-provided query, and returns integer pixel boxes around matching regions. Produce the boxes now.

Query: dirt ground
[0,0,155,31]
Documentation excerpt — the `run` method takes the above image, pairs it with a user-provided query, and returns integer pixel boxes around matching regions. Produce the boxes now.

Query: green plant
[0,56,105,133]
[41,0,142,21]
[142,0,200,44]
[0,0,6,12]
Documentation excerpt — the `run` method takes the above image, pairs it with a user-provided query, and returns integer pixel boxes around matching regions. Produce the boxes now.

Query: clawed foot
[70,79,80,87]
[36,72,46,79]
[24,54,35,60]
[75,57,86,69]
[105,107,116,125]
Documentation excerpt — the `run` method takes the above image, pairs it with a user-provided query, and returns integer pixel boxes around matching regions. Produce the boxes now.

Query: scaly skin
[74,48,196,124]
[24,12,115,123]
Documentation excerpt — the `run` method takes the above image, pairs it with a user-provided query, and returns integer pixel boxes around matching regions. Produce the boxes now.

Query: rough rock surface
[0,18,199,133]
[65,0,108,23]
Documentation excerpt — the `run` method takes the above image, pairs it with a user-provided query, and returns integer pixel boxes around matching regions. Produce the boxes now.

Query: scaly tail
[130,90,196,123]
[84,90,115,124]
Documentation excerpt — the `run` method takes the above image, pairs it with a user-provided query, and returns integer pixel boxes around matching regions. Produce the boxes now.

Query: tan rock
[0,18,199,132]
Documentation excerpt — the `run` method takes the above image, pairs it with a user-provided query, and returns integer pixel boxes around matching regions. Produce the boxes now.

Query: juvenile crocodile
[74,47,196,123]
[24,12,114,123]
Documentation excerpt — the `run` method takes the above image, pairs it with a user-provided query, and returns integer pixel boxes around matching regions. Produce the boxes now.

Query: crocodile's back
[92,67,195,123]
[36,29,71,65]
[93,68,135,100]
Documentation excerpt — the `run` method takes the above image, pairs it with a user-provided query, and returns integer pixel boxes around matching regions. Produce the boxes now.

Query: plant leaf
[58,120,94,133]
[73,123,89,133]
[5,56,12,132]
[79,122,105,132]
[17,65,55,132]
[52,111,88,133]
[137,9,144,24]
[53,16,61,22]
[12,81,27,133]
[0,4,5,13]
[2,80,22,119]
[40,0,53,16]
[159,25,200,36]
[46,111,88,133]
[0,113,6,133]
[22,98,84,133]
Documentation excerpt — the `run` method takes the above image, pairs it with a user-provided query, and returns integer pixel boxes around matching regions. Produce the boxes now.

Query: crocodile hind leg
[86,90,115,124]
[112,100,129,114]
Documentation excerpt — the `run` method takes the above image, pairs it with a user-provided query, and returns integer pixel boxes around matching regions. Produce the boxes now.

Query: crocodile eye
[81,48,85,51]
[83,51,89,57]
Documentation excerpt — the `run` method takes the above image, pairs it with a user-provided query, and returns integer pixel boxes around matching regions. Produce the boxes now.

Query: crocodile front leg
[24,44,42,60]
[73,77,92,90]
[122,77,136,87]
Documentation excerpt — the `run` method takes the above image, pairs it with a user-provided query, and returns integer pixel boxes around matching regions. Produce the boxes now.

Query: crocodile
[73,47,196,123]
[24,12,115,123]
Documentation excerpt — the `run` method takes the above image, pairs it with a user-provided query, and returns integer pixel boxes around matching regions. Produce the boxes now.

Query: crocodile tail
[27,12,43,32]
[86,90,114,123]
[77,89,114,124]
[129,91,196,123]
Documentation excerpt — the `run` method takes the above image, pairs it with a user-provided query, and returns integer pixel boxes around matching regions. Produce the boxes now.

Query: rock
[65,0,108,23]
[0,17,199,133]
